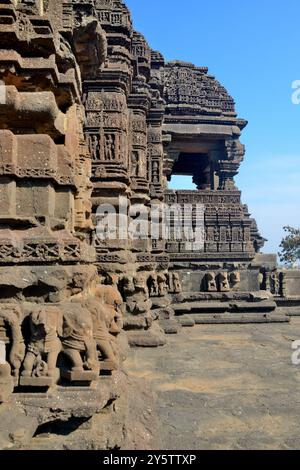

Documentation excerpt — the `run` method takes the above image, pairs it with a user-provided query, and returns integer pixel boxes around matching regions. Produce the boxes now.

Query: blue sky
[126,0,300,254]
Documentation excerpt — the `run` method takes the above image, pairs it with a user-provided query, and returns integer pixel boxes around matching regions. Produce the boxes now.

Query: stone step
[159,318,181,335]
[173,302,228,314]
[277,306,300,317]
[228,301,276,312]
[173,300,276,314]
[177,315,196,327]
[189,313,290,324]
[177,292,251,302]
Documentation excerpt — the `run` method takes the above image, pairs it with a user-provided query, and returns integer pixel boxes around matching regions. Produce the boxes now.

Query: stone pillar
[217,138,245,190]
[88,1,168,346]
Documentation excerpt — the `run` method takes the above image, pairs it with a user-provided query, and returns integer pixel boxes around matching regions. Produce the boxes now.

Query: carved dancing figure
[270,272,280,295]
[131,151,140,177]
[214,226,219,242]
[238,227,244,241]
[90,134,99,161]
[104,134,115,161]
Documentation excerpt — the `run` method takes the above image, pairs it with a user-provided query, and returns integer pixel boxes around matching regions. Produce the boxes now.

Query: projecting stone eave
[162,116,248,143]
[162,122,243,142]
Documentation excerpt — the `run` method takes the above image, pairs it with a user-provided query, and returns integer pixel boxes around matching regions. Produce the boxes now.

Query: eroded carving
[60,303,99,382]
[0,307,25,383]
[20,306,62,387]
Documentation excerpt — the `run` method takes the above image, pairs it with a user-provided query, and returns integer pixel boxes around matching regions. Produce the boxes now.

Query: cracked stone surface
[126,319,300,450]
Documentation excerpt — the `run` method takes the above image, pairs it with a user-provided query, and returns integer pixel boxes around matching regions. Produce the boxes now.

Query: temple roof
[163,61,237,120]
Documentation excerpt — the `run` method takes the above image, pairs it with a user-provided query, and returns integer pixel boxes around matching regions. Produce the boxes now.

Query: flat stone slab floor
[126,318,300,450]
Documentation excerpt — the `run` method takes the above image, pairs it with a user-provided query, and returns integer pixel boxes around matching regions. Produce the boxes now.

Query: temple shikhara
[0,0,299,450]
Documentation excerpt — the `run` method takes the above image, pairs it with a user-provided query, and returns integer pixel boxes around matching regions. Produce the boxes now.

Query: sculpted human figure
[119,274,150,316]
[21,306,62,380]
[270,272,280,295]
[104,134,115,161]
[173,273,182,294]
[148,274,159,297]
[152,161,160,183]
[61,303,99,375]
[90,134,99,161]
[131,151,140,177]
[157,274,168,297]
[165,273,173,293]
[238,227,244,241]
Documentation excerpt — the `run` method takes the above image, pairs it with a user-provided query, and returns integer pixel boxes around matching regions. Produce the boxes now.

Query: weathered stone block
[16,182,55,218]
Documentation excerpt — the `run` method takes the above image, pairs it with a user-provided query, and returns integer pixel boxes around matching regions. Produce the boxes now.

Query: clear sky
[126,0,300,254]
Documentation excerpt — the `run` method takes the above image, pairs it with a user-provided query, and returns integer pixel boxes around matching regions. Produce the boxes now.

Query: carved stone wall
[0,0,294,448]
[0,0,127,405]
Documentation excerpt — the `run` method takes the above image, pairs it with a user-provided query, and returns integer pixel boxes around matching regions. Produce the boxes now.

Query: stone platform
[172,291,290,324]
[127,318,300,450]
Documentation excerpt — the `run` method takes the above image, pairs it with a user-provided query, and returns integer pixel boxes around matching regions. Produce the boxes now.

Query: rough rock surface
[127,320,300,450]
[0,373,161,450]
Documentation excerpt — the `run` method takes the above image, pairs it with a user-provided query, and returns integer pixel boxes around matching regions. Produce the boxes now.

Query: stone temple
[0,0,299,449]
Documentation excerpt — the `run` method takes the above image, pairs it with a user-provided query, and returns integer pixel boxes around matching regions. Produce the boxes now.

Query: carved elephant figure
[0,306,25,380]
[93,285,125,366]
[96,286,123,331]
[60,302,99,373]
[205,272,217,292]
[230,271,241,288]
[85,298,119,369]
[218,272,230,292]
[21,306,62,379]
[0,340,14,403]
